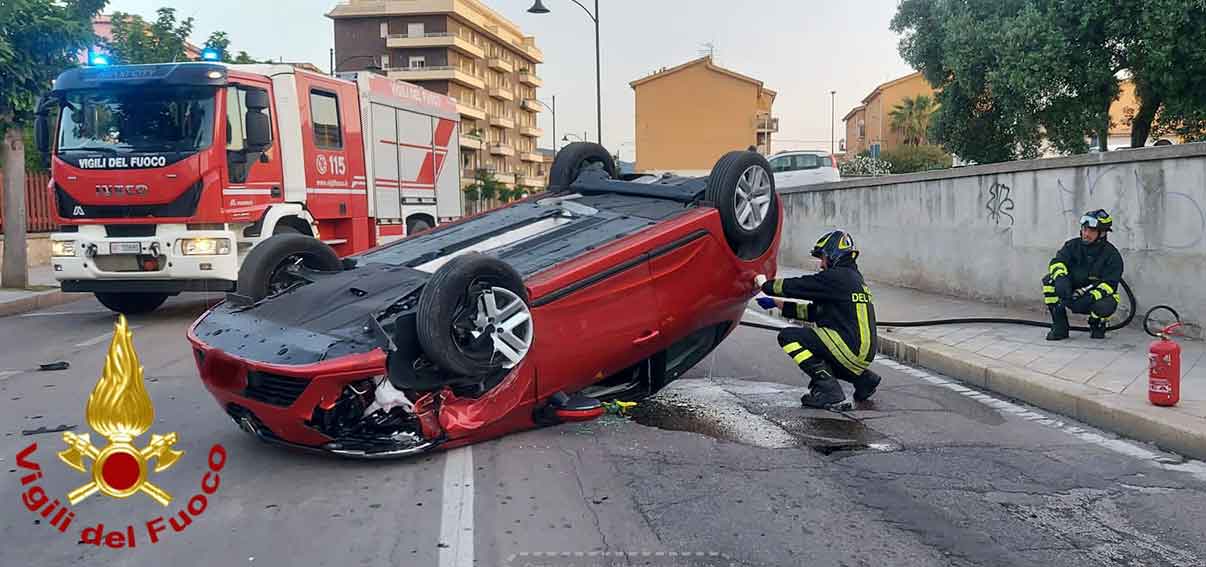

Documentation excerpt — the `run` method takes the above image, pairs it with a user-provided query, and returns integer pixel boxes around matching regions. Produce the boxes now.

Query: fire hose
[739,279,1138,333]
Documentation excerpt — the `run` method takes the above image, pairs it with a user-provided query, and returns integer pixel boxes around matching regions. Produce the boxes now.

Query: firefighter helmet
[1080,209,1113,233]
[811,230,858,265]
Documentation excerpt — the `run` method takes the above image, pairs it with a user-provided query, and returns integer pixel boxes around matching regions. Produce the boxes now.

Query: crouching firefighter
[757,230,881,410]
[1043,209,1124,341]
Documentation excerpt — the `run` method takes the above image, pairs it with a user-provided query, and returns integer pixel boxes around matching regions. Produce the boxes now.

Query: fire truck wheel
[416,253,531,377]
[237,234,343,301]
[94,292,170,315]
[548,142,617,190]
[407,218,432,235]
[705,151,779,260]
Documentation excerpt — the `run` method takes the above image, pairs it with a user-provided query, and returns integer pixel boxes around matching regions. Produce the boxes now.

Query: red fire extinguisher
[1146,306,1183,407]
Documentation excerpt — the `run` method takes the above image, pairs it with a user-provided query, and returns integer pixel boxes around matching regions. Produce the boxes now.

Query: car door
[221,81,284,218]
[769,154,796,188]
[530,258,664,399]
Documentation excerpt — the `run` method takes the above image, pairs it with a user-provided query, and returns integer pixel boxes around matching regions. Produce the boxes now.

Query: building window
[310,90,342,149]
[380,21,388,38]
[381,54,390,69]
[407,22,424,37]
[409,56,426,69]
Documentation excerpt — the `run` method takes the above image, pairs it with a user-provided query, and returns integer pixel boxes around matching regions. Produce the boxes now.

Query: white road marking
[891,359,1206,482]
[439,446,474,567]
[74,325,141,348]
[20,310,110,317]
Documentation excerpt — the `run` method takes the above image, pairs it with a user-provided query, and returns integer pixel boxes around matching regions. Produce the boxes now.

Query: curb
[877,333,1206,462]
[0,289,84,318]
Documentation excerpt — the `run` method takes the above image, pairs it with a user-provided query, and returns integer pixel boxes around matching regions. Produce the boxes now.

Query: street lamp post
[830,90,836,156]
[534,95,557,152]
[529,0,602,146]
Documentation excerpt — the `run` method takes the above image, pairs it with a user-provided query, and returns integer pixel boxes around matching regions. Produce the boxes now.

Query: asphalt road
[2,296,1206,567]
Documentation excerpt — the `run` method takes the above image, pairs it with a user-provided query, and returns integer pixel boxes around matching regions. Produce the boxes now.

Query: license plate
[109,242,142,254]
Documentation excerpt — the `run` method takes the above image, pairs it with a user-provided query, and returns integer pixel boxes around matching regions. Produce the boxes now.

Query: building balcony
[520,99,542,113]
[518,175,546,187]
[489,143,515,157]
[519,125,543,138]
[489,115,515,129]
[493,172,516,185]
[487,57,514,73]
[457,103,486,121]
[386,33,484,59]
[519,151,543,162]
[387,66,485,90]
[488,86,515,101]
[460,135,483,150]
[517,70,543,87]
[756,115,780,133]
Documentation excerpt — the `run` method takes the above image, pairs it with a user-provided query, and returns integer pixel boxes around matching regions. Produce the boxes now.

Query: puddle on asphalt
[632,388,899,455]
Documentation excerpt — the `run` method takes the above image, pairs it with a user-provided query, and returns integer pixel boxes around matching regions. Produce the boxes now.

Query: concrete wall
[778,143,1206,331]
[0,234,52,268]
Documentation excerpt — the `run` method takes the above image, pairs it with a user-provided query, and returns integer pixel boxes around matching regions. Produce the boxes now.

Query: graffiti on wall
[985,182,1015,226]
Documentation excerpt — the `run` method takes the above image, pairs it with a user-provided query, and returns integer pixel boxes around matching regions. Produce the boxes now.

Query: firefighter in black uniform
[756,230,881,410]
[1042,209,1124,341]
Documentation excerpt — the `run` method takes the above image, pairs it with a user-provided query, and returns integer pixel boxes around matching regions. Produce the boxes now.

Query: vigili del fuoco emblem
[57,315,183,506]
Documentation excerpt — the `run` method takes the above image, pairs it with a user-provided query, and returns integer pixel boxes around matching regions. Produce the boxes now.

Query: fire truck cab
[36,62,462,314]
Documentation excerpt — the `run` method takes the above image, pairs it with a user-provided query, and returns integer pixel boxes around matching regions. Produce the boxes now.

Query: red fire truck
[34,63,463,313]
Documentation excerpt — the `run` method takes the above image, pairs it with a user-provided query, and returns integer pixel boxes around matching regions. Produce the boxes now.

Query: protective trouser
[1041,275,1119,323]
[777,326,872,383]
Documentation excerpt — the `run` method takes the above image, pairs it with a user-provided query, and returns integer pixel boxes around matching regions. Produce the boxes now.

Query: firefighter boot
[1046,305,1070,341]
[852,369,882,402]
[1089,317,1107,340]
[800,359,852,411]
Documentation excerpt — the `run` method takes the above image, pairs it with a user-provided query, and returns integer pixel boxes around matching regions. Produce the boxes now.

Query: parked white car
[768,150,841,189]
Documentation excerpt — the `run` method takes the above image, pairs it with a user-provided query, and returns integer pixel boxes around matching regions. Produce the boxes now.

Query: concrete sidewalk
[769,266,1206,461]
[0,265,81,317]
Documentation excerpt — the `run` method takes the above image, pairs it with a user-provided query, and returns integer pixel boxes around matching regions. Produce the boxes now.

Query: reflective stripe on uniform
[1043,285,1056,294]
[1049,262,1068,276]
[856,303,871,361]
[783,342,803,355]
[1097,282,1115,295]
[793,350,814,364]
[816,327,869,374]
[795,302,808,321]
[773,279,784,296]
[1045,296,1061,304]
[1091,289,1103,301]
[1114,293,1121,302]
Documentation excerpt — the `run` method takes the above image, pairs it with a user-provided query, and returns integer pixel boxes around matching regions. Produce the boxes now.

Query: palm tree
[889,95,937,146]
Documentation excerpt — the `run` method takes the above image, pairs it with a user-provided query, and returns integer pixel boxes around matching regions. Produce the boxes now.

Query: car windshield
[56,86,217,153]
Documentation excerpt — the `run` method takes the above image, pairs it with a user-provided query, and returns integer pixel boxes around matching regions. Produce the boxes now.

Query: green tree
[203,31,264,64]
[881,144,953,174]
[106,7,194,64]
[889,95,937,146]
[1,0,106,287]
[892,0,1206,162]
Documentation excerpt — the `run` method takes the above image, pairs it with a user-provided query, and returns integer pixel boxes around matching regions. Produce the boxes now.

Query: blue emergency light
[201,48,221,61]
[89,53,111,66]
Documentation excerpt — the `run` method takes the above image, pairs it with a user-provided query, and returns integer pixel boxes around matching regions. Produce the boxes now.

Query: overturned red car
[187,143,782,457]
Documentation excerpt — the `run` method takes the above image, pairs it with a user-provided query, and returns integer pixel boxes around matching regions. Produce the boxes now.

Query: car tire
[705,151,779,260]
[548,142,617,190]
[236,233,342,302]
[94,292,170,314]
[416,253,532,377]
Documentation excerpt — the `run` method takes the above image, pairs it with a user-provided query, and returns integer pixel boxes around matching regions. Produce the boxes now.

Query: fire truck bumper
[49,224,240,292]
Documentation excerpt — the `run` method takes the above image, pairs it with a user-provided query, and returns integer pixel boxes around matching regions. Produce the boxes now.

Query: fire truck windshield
[56,86,216,154]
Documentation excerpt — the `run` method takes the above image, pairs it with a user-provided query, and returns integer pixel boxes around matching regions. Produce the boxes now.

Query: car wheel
[548,142,617,189]
[236,233,342,302]
[416,253,533,377]
[94,292,170,314]
[705,151,780,260]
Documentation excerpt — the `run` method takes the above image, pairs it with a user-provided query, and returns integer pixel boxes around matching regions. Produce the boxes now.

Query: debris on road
[21,424,76,436]
[38,361,70,371]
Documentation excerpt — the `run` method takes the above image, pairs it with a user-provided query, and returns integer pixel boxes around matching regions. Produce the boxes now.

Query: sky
[102,0,916,162]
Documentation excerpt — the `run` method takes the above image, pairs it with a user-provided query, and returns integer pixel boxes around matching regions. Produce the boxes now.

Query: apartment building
[630,56,777,175]
[328,0,547,190]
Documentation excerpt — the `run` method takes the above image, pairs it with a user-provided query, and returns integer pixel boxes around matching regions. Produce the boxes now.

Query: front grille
[105,224,156,237]
[243,371,311,407]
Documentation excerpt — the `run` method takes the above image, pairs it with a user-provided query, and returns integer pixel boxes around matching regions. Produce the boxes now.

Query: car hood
[193,262,429,366]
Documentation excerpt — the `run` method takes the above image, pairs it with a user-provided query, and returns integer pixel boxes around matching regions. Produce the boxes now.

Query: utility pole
[2,127,29,289]
[830,90,836,156]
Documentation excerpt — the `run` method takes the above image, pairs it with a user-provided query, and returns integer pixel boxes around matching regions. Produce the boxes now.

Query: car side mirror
[244,89,269,110]
[245,111,271,152]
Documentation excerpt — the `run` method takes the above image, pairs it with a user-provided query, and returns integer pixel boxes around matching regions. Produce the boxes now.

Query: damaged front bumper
[226,403,441,459]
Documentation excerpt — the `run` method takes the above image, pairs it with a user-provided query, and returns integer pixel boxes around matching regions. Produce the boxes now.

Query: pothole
[631,379,898,455]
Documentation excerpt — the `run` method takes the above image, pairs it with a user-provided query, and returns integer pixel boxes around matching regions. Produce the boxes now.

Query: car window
[310,90,343,149]
[795,154,822,170]
[769,156,791,172]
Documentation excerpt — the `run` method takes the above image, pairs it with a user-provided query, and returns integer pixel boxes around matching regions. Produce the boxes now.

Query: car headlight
[51,240,76,257]
[178,238,232,256]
